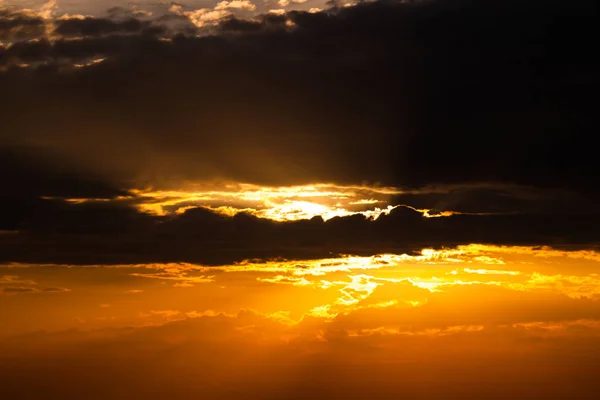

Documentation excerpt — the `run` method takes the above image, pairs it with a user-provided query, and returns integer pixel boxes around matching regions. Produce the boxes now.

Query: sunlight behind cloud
[127,182,404,220]
[43,181,529,223]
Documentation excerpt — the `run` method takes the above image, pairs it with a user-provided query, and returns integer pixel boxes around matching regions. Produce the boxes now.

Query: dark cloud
[0,146,125,198]
[1,201,599,264]
[55,17,164,38]
[0,9,44,42]
[0,284,69,294]
[391,184,599,215]
[0,145,129,232]
[0,0,596,188]
[217,16,263,33]
[0,0,599,263]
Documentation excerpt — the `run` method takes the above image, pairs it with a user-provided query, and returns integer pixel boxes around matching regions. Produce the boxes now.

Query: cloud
[1,195,600,264]
[1,0,599,386]
[277,0,307,7]
[169,1,258,29]
[2,303,600,398]
[173,282,194,287]
[0,273,68,295]
[0,0,598,264]
[2,243,600,397]
[1,285,69,295]
[0,275,36,285]
[1,0,597,190]
[0,9,45,42]
[41,286,69,292]
[54,17,158,37]
[215,1,257,11]
[183,9,232,28]
[38,0,57,21]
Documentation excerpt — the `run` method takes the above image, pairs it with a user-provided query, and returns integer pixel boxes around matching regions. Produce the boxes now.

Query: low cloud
[1,197,600,264]
[1,285,69,295]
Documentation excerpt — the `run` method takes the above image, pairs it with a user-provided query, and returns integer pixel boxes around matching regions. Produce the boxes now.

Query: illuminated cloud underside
[50,182,507,221]
[132,183,402,220]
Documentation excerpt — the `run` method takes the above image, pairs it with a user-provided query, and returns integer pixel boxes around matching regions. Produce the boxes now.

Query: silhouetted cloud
[0,9,45,42]
[1,3,599,396]
[1,0,597,185]
[0,198,599,264]
[0,0,598,263]
[55,16,161,37]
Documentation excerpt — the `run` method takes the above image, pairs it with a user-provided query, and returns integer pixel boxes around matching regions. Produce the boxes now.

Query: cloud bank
[1,0,598,260]
[3,245,600,398]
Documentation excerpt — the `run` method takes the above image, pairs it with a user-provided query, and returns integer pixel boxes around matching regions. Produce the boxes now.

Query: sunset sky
[1,0,599,398]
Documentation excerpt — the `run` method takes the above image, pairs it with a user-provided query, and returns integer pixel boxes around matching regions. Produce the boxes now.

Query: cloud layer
[2,0,598,185]
[3,245,600,398]
[1,2,598,397]
[0,0,598,266]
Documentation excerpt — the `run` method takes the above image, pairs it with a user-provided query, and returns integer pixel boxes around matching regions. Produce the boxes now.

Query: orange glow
[4,244,600,328]
[126,182,403,220]
[44,182,516,222]
[3,244,600,397]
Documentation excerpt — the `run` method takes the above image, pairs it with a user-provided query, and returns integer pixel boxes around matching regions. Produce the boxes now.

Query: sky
[1,0,599,398]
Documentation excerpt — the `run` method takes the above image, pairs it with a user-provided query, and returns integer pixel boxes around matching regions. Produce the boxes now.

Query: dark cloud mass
[1,0,599,263]
[1,202,599,265]
[54,17,157,37]
[0,9,44,42]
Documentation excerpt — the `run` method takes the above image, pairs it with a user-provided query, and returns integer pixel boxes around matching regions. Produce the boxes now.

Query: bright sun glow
[128,183,403,220]
[44,182,474,221]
